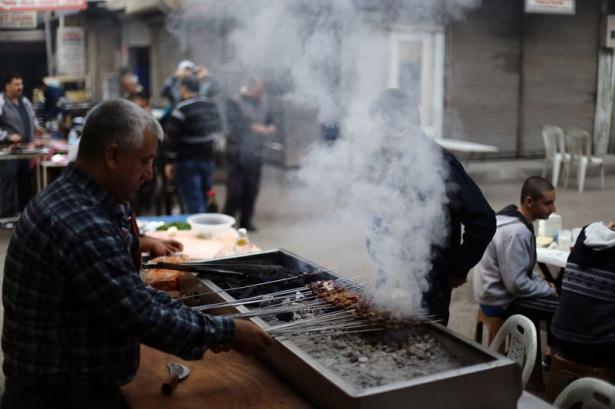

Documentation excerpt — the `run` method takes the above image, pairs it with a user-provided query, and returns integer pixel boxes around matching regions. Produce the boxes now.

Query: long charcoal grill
[176,249,522,409]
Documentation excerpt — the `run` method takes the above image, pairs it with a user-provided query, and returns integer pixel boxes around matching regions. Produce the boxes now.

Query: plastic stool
[546,353,614,402]
[474,309,505,345]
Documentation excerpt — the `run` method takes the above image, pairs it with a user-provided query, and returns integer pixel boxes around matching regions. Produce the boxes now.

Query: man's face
[5,78,23,98]
[107,130,157,202]
[530,190,556,220]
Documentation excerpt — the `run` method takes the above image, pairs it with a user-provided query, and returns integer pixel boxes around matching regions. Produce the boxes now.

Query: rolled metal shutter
[520,0,600,155]
[445,0,521,156]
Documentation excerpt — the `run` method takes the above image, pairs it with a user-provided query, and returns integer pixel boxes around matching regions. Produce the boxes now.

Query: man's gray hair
[77,98,163,160]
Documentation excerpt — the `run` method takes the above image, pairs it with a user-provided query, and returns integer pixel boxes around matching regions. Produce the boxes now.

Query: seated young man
[551,221,615,367]
[474,176,559,320]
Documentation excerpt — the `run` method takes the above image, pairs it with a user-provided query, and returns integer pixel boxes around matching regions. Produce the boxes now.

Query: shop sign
[57,26,85,77]
[525,0,575,14]
[0,0,86,11]
[0,11,36,28]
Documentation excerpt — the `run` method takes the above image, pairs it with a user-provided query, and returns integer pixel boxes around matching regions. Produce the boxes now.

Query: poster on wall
[525,0,575,14]
[0,0,86,11]
[0,11,36,28]
[57,26,85,77]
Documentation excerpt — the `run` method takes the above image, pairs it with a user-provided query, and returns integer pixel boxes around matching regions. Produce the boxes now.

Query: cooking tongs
[142,261,246,278]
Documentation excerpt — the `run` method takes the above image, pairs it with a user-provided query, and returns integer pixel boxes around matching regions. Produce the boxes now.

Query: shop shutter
[445,0,521,157]
[520,0,600,155]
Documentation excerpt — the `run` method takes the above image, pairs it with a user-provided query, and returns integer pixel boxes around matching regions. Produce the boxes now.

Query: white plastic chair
[563,128,605,192]
[489,314,537,388]
[542,125,570,187]
[554,377,615,409]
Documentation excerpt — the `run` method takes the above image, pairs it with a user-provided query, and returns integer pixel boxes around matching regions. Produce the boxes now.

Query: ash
[292,328,471,389]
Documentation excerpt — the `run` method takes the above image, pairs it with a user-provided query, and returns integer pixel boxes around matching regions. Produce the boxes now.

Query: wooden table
[122,347,554,409]
[122,345,313,409]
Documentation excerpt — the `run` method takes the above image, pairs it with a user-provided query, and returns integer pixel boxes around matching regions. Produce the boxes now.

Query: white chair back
[554,377,615,409]
[566,128,592,159]
[489,314,537,388]
[542,125,568,186]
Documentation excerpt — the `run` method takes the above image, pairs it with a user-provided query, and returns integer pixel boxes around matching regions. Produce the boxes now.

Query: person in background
[367,89,496,324]
[1,99,272,409]
[120,69,142,100]
[128,91,150,111]
[165,76,221,214]
[474,176,559,320]
[224,78,276,232]
[128,92,157,215]
[34,78,65,124]
[551,221,615,367]
[161,60,220,109]
[0,72,41,217]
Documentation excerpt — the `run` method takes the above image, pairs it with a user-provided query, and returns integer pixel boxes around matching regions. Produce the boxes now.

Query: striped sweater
[551,222,615,346]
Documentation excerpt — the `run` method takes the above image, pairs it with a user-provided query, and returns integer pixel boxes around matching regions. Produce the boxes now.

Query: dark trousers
[0,160,32,218]
[224,159,262,228]
[422,277,452,326]
[506,295,559,347]
[1,379,130,409]
[175,159,214,214]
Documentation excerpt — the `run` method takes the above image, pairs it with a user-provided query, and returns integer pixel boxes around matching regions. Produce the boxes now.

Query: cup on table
[558,230,572,251]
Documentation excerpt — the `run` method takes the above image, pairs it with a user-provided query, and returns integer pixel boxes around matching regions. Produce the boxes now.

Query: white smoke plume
[171,0,480,318]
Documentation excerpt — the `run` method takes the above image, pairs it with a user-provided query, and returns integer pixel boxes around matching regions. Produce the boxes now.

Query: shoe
[242,223,258,232]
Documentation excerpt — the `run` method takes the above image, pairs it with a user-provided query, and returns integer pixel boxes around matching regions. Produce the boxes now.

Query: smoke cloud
[172,0,480,318]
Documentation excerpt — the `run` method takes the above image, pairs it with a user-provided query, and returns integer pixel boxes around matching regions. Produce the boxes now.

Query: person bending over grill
[368,89,496,324]
[473,176,559,321]
[1,99,272,409]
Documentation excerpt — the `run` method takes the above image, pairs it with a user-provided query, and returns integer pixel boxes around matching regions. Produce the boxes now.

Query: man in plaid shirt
[1,99,272,409]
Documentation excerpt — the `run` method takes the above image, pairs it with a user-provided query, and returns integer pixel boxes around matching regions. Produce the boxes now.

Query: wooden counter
[122,345,313,409]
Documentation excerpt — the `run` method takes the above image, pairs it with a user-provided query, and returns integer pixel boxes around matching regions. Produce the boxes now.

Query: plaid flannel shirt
[2,164,234,386]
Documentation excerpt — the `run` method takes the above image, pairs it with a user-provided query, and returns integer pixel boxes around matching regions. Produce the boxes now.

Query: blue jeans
[175,160,214,214]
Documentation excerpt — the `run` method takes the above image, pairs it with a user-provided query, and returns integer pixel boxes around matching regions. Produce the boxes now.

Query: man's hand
[164,164,175,181]
[195,65,209,81]
[250,123,276,135]
[228,319,273,355]
[140,236,183,257]
[8,133,21,143]
[446,273,467,290]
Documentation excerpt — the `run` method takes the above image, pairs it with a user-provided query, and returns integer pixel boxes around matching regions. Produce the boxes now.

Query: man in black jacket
[223,79,276,231]
[165,76,221,214]
[370,89,496,324]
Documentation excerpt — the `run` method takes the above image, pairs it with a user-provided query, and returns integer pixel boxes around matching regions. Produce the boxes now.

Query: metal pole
[44,12,54,76]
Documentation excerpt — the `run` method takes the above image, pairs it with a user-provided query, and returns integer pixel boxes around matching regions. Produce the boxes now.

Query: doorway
[388,28,445,140]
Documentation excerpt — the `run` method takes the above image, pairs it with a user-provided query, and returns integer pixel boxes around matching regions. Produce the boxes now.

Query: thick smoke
[172,0,480,318]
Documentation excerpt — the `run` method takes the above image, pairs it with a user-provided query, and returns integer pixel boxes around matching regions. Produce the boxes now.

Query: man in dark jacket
[369,89,496,324]
[223,79,276,231]
[0,72,39,217]
[165,76,221,214]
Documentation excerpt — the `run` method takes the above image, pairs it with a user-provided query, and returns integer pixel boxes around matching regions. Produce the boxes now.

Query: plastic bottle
[233,228,253,254]
[206,190,219,213]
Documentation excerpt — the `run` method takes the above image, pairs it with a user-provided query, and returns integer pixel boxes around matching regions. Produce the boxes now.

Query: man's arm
[64,225,271,358]
[497,232,556,298]
[163,108,183,179]
[161,76,177,102]
[448,155,496,279]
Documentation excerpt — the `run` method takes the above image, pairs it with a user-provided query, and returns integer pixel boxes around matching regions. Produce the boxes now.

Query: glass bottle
[233,228,253,254]
[207,190,219,213]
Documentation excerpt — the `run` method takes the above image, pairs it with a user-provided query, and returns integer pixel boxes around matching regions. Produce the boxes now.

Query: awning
[0,0,87,11]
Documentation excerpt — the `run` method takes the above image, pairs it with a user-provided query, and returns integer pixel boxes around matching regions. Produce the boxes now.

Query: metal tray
[178,249,522,409]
